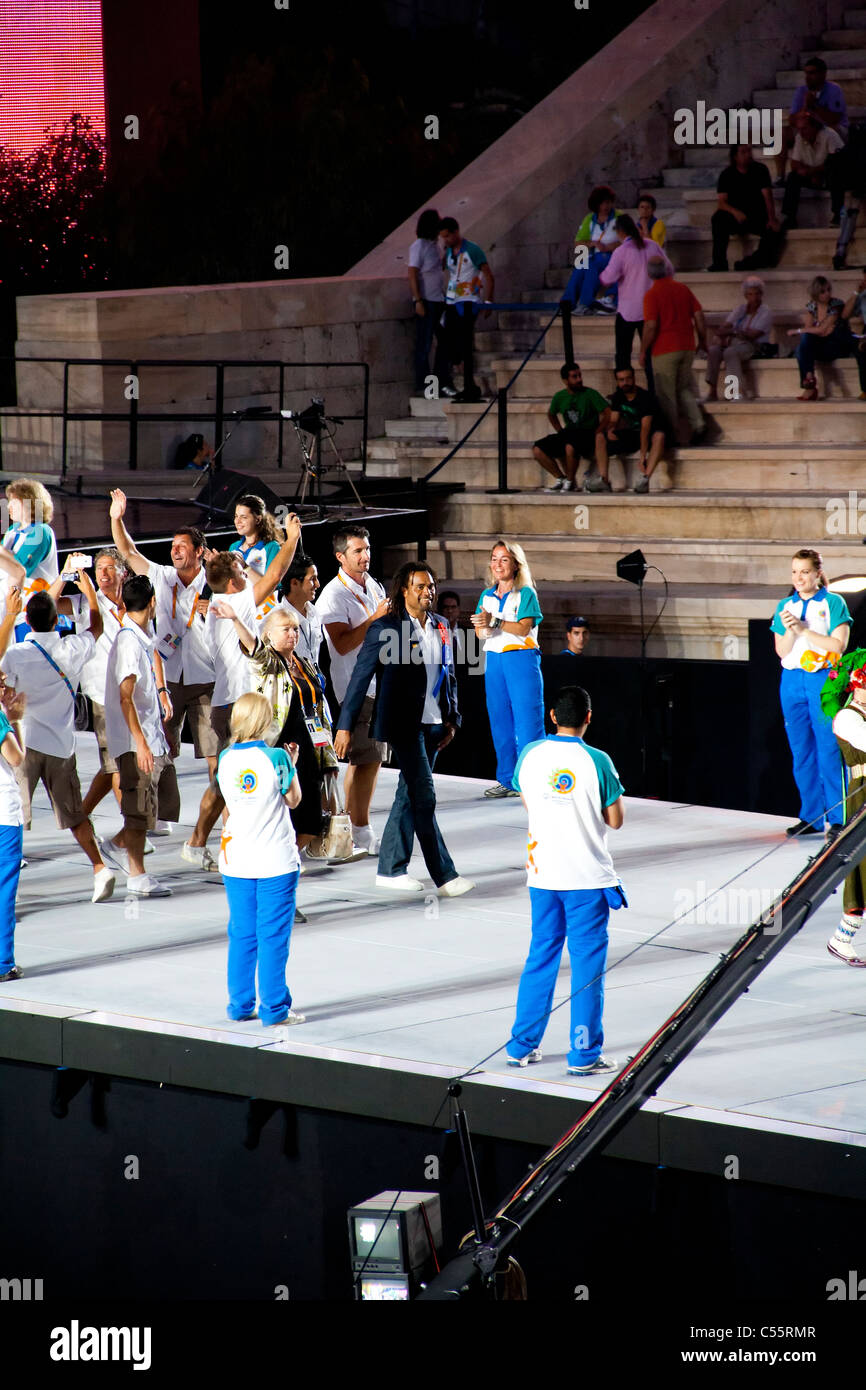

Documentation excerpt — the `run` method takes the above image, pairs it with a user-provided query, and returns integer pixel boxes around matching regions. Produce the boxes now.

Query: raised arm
[250,513,302,608]
[109,490,150,576]
[0,547,25,589]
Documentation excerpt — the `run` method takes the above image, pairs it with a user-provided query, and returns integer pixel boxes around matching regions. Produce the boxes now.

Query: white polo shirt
[104,623,169,760]
[2,629,95,759]
[217,741,299,878]
[289,600,323,666]
[72,589,130,704]
[0,712,23,826]
[146,560,215,685]
[514,735,623,891]
[206,583,259,708]
[475,585,543,653]
[769,588,851,672]
[316,569,386,702]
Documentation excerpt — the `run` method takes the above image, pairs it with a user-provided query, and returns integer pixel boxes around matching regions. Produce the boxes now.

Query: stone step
[682,186,831,228]
[776,69,866,101]
[821,29,866,47]
[800,47,866,66]
[384,417,449,441]
[486,354,865,398]
[385,533,866,589]
[753,90,866,118]
[661,167,720,188]
[426,488,866,544]
[682,147,744,167]
[409,397,448,419]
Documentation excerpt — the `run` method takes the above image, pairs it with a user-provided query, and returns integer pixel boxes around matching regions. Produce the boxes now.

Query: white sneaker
[126,873,172,898]
[92,867,116,903]
[542,478,565,493]
[264,1009,306,1027]
[352,824,379,855]
[438,876,476,898]
[150,820,173,836]
[827,935,866,967]
[181,841,220,872]
[506,1048,542,1067]
[567,1056,618,1075]
[144,837,155,855]
[375,873,424,892]
[98,835,130,875]
[560,479,575,492]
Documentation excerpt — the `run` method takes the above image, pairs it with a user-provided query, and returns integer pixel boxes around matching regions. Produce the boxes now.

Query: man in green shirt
[532,362,611,492]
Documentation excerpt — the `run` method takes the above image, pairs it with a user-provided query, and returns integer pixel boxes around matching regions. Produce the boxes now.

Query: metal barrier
[0,356,370,480]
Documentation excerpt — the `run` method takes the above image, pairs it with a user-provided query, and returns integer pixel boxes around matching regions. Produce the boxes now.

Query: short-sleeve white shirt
[2,629,95,758]
[72,589,130,704]
[104,624,169,759]
[206,583,259,708]
[316,570,386,702]
[146,560,215,685]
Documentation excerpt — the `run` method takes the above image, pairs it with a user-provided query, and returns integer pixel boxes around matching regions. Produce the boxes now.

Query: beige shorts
[210,702,233,753]
[117,751,181,833]
[91,702,118,776]
[166,680,219,760]
[16,749,85,832]
[347,694,388,767]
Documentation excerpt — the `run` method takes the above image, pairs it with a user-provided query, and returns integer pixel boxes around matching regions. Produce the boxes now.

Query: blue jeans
[795,327,853,385]
[563,252,614,309]
[414,300,448,393]
[507,887,612,1067]
[378,725,457,886]
[0,824,23,975]
[780,667,844,828]
[484,649,545,788]
[223,870,299,1025]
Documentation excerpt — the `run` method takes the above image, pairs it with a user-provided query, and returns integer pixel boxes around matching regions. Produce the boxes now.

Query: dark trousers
[710,211,776,268]
[442,303,480,394]
[782,156,845,223]
[795,326,854,384]
[614,314,654,392]
[414,300,448,393]
[377,724,457,886]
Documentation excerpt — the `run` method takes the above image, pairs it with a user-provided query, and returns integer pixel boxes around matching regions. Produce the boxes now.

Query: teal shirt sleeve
[475,588,492,615]
[6,523,51,575]
[263,745,295,794]
[827,592,852,629]
[583,743,625,806]
[516,586,543,625]
[464,240,486,269]
[0,711,11,744]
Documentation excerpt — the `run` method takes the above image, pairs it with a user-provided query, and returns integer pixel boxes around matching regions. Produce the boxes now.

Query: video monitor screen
[353,1215,402,1263]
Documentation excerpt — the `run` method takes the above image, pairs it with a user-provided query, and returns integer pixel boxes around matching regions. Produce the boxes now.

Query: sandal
[797,376,818,402]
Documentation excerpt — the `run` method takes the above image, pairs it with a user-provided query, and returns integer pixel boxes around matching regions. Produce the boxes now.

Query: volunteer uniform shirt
[514,735,624,890]
[770,588,851,671]
[0,711,23,826]
[291,600,323,667]
[71,590,129,704]
[549,386,608,431]
[2,522,58,599]
[475,586,543,653]
[104,623,169,760]
[445,239,487,303]
[217,741,300,877]
[3,629,95,758]
[206,583,259,708]
[145,561,214,685]
[316,570,386,702]
[229,538,282,626]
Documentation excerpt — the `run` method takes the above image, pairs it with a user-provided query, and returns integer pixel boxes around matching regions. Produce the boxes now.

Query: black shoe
[706,263,728,272]
[832,254,846,271]
[0,966,22,982]
[453,389,483,403]
[785,819,823,838]
[826,824,844,844]
[689,428,710,446]
[733,258,750,271]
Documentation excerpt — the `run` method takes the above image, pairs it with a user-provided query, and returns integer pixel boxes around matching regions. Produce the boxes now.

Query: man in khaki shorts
[99,575,180,898]
[316,525,390,854]
[109,490,218,869]
[0,559,116,903]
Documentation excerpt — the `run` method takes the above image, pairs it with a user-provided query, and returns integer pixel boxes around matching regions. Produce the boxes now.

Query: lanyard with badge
[337,570,378,617]
[290,658,330,747]
[159,581,200,656]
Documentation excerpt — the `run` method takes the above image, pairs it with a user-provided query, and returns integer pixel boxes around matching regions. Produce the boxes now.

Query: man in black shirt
[597,366,667,494]
[709,145,782,271]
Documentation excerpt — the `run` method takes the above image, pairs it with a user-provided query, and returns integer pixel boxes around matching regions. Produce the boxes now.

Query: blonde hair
[6,477,54,525]
[262,607,299,641]
[488,538,534,591]
[229,691,275,743]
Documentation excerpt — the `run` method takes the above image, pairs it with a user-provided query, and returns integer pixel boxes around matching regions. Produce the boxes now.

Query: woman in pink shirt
[600,216,673,392]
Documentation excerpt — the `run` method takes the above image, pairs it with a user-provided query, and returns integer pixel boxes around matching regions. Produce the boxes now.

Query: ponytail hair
[790,547,828,593]
[615,214,644,249]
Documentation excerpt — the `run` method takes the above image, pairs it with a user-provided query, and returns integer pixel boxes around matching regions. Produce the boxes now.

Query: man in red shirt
[640,260,709,445]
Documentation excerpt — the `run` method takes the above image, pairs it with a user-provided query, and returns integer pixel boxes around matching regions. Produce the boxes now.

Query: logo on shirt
[549,768,576,795]
[236,770,258,794]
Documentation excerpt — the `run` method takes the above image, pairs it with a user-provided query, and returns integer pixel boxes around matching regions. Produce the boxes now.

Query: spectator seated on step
[841,268,866,399]
[708,145,781,272]
[782,114,845,229]
[637,194,666,248]
[562,186,622,315]
[788,275,855,400]
[778,56,849,185]
[704,276,775,402]
[599,365,668,494]
[532,362,611,493]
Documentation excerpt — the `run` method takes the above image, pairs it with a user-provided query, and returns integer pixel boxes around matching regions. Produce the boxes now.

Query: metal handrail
[0,356,370,480]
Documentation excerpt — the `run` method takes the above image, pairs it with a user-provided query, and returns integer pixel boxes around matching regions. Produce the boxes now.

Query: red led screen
[0,0,105,154]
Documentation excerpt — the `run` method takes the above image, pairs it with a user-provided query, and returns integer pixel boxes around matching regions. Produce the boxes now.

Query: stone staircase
[372,8,866,660]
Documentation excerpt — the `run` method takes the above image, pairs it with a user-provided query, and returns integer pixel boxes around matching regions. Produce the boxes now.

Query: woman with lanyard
[562,186,622,316]
[471,539,545,799]
[2,478,58,642]
[771,547,850,840]
[229,494,285,626]
[212,602,336,853]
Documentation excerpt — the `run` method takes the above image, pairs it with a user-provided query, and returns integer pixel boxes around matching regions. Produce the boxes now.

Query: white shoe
[567,1055,618,1075]
[506,1048,542,1067]
[542,478,565,493]
[264,1009,306,1026]
[98,835,130,875]
[126,873,172,898]
[92,867,116,903]
[150,820,173,837]
[144,837,155,855]
[438,876,476,898]
[181,841,219,872]
[375,873,424,892]
[352,824,379,855]
[827,935,866,967]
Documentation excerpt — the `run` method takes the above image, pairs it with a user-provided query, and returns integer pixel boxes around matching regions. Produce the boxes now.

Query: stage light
[616,548,648,587]
[828,575,866,594]
[348,1191,442,1300]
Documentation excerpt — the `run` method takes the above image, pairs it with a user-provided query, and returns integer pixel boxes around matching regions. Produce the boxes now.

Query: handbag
[305,775,355,862]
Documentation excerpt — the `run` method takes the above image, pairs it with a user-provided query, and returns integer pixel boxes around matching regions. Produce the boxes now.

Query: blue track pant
[484,649,545,787]
[780,667,844,829]
[224,870,299,1025]
[0,824,22,976]
[563,252,615,309]
[507,887,611,1068]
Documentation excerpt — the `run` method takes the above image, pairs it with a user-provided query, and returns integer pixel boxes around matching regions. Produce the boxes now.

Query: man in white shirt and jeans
[316,525,390,853]
[0,555,116,903]
[100,575,181,898]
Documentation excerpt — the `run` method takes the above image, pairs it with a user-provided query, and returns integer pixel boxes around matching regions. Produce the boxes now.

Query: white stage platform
[1,736,865,1198]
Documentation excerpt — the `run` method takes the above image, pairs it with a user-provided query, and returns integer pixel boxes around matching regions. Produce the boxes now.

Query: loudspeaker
[195,468,285,518]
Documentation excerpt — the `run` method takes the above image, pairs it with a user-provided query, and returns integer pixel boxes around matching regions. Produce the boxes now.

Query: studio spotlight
[616,548,648,587]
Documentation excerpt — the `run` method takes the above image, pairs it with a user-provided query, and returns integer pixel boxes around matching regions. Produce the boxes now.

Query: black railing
[418,300,572,497]
[0,357,370,481]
